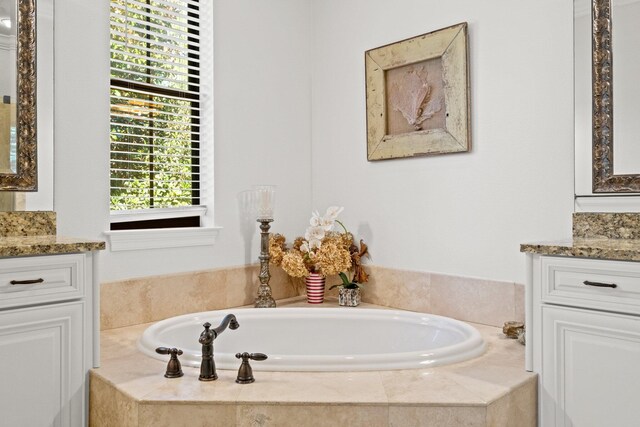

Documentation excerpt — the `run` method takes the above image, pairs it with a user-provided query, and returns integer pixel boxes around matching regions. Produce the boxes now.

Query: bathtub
[138,307,486,371]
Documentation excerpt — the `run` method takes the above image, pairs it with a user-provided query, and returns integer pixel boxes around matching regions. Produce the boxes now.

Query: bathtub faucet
[198,314,239,381]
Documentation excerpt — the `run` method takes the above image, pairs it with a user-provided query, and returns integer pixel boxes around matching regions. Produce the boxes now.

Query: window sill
[104,226,222,252]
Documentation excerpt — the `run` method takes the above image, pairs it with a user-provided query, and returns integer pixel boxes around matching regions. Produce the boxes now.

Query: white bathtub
[138,307,486,371]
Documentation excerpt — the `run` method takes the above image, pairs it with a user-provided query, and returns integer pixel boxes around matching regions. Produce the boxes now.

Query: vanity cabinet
[0,252,98,427]
[527,255,640,427]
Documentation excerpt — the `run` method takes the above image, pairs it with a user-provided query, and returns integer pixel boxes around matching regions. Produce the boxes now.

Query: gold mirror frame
[592,0,640,192]
[0,0,37,191]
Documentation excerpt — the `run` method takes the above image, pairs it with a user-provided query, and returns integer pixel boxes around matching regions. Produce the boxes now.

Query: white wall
[52,0,574,285]
[310,0,575,284]
[54,0,313,282]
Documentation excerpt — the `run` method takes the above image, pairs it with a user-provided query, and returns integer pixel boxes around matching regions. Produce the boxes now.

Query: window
[109,0,202,228]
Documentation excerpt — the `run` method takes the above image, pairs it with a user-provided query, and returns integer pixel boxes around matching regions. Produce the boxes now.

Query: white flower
[324,206,344,220]
[308,238,322,250]
[318,216,335,231]
[309,211,322,227]
[305,225,325,243]
[299,241,310,253]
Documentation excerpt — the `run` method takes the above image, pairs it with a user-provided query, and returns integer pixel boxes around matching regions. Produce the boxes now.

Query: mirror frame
[592,0,640,192]
[0,0,37,191]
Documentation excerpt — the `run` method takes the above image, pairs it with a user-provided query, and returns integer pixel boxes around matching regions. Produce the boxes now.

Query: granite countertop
[520,238,640,262]
[0,235,106,257]
[521,212,640,262]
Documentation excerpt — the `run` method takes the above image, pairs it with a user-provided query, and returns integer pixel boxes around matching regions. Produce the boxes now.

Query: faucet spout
[212,314,239,336]
[198,314,239,381]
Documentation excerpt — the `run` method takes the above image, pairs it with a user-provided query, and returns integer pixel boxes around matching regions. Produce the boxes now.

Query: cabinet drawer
[0,253,85,309]
[541,256,640,315]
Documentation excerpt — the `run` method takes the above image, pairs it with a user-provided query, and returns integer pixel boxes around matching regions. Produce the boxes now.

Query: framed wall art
[365,23,470,161]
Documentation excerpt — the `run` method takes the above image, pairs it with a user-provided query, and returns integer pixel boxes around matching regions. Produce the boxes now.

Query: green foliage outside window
[110,0,199,210]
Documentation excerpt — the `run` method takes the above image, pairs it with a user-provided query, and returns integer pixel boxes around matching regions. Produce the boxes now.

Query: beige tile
[138,403,237,427]
[237,404,389,427]
[486,376,537,427]
[190,268,229,314]
[146,272,216,321]
[101,268,229,330]
[101,279,152,330]
[141,368,242,403]
[433,326,532,404]
[443,359,534,405]
[100,323,150,361]
[236,371,388,404]
[514,283,525,323]
[380,370,484,406]
[225,264,300,307]
[225,265,259,307]
[389,405,486,427]
[269,266,301,300]
[363,266,430,312]
[430,274,515,327]
[92,354,177,401]
[90,373,139,427]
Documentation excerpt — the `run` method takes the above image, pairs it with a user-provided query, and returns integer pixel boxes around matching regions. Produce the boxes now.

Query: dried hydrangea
[280,250,309,278]
[267,207,369,282]
[269,234,287,266]
[315,240,352,276]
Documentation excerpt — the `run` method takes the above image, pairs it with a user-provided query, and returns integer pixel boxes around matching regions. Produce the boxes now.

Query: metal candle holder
[255,218,276,308]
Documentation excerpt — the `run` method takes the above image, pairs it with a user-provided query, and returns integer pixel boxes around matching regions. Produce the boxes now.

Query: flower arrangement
[269,206,370,287]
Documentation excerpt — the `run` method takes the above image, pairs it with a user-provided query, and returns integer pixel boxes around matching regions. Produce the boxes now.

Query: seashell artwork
[386,59,446,135]
[365,23,470,160]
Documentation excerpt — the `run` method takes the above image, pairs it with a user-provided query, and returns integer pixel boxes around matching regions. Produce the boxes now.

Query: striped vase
[305,273,326,304]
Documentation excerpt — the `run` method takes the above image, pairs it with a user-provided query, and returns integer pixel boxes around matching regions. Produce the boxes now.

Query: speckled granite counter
[0,211,57,237]
[520,238,640,262]
[0,211,105,256]
[521,212,640,262]
[0,234,106,257]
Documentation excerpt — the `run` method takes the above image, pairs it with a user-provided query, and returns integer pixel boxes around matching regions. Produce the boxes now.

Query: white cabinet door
[0,302,84,427]
[541,305,640,427]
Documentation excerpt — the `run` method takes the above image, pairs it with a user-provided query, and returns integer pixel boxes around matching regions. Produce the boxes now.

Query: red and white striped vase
[305,273,326,304]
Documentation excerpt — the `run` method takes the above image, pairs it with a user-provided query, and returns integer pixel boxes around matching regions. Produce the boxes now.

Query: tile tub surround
[100,265,299,330]
[90,300,536,427]
[102,265,524,331]
[359,266,525,327]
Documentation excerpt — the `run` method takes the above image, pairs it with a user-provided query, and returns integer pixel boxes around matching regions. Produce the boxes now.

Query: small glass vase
[338,287,361,307]
[305,273,325,304]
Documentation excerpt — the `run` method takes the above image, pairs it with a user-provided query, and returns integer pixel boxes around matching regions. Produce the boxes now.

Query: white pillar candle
[254,185,275,220]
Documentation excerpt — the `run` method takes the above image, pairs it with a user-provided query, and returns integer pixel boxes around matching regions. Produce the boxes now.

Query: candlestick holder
[255,218,276,308]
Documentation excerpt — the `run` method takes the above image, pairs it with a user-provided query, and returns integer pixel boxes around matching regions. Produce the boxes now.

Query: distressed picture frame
[365,23,470,161]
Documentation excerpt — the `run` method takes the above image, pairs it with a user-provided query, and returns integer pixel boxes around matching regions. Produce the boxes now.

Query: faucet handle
[156,347,184,378]
[235,352,268,384]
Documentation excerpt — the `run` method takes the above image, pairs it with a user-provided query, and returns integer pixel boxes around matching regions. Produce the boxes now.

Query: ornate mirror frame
[592,0,640,192]
[0,0,37,191]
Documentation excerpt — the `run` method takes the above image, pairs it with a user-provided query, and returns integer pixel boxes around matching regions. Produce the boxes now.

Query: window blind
[110,0,200,212]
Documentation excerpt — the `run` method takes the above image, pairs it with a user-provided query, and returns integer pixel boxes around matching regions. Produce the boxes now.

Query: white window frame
[106,0,219,251]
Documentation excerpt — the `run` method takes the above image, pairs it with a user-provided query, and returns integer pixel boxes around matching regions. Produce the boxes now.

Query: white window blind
[109,0,201,212]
